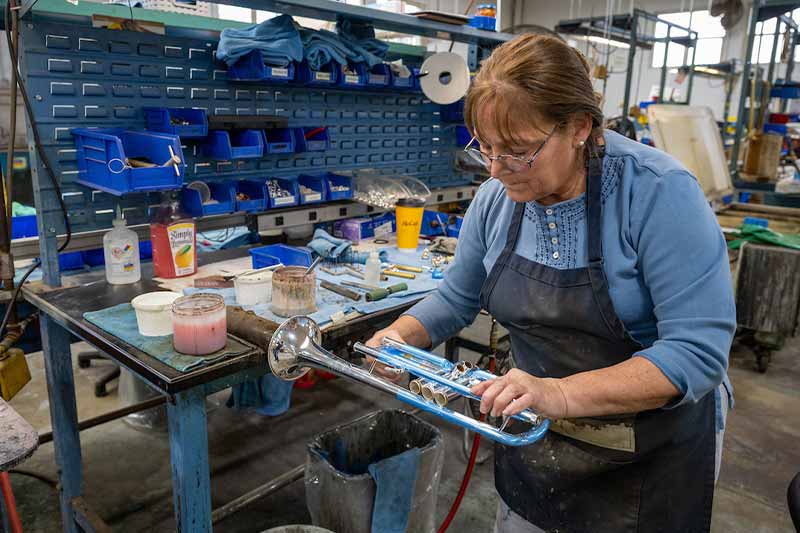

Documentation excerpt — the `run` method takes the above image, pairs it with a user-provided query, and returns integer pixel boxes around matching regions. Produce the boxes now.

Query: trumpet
[268,316,549,447]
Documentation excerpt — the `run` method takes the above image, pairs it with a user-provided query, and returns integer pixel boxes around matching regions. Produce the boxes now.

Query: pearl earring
[577,140,585,147]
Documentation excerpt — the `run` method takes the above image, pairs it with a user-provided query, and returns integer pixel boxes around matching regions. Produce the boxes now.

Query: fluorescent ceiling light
[573,34,631,49]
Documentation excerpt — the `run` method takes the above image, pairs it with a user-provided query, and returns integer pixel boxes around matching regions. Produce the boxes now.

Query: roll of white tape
[419,52,470,105]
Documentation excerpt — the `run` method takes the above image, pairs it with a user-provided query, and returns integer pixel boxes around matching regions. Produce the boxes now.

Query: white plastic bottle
[364,251,381,286]
[103,208,141,285]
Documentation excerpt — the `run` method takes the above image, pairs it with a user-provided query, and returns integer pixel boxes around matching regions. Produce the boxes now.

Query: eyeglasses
[463,124,559,171]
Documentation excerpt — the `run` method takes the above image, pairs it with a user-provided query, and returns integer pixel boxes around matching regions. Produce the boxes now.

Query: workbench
[20,247,423,532]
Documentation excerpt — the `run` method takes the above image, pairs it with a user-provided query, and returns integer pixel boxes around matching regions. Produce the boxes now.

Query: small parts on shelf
[268,180,293,200]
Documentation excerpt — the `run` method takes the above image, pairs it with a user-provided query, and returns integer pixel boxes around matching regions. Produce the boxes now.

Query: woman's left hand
[470,369,569,420]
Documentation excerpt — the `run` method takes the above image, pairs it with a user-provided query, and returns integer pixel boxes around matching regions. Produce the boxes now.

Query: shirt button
[553,251,560,259]
[551,237,558,245]
[548,222,556,230]
[545,209,554,216]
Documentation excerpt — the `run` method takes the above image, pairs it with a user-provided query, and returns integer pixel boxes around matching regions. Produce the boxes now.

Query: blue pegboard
[20,15,464,233]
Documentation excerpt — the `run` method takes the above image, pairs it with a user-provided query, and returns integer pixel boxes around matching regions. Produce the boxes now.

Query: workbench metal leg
[40,316,82,533]
[167,389,212,533]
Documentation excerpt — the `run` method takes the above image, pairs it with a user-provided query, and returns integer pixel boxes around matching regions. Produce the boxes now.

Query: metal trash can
[305,409,444,533]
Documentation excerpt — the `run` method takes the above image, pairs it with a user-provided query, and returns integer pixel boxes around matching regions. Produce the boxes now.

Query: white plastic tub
[131,291,183,336]
[234,271,273,306]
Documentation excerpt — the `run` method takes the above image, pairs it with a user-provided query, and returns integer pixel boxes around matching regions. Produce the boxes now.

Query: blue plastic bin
[441,101,465,123]
[143,107,208,138]
[297,174,327,204]
[339,62,367,89]
[297,60,340,86]
[468,15,496,30]
[71,128,185,196]
[234,179,268,213]
[392,67,416,89]
[11,215,37,239]
[59,251,85,271]
[140,240,153,260]
[322,173,353,201]
[264,128,295,154]
[266,177,300,208]
[82,248,105,267]
[227,49,295,83]
[294,127,330,152]
[250,244,313,268]
[366,63,392,88]
[181,181,236,217]
[202,130,264,160]
[456,125,472,146]
[764,123,788,135]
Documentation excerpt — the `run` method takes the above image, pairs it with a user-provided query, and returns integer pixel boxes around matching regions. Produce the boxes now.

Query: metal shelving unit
[556,8,699,118]
[730,0,800,178]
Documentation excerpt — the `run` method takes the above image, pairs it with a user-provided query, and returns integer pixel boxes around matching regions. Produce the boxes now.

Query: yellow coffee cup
[395,198,425,250]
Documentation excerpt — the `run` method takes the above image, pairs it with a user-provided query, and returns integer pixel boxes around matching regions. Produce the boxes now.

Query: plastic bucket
[305,409,444,533]
[130,291,182,336]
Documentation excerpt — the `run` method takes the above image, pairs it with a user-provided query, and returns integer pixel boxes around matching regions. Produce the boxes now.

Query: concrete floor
[5,325,799,532]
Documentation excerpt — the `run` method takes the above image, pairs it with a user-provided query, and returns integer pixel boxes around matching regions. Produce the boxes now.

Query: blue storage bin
[250,244,313,269]
[339,62,367,89]
[294,127,330,152]
[140,240,152,260]
[770,84,800,99]
[366,63,392,88]
[227,49,295,83]
[297,174,327,204]
[143,107,208,138]
[234,179,268,213]
[59,251,85,271]
[71,128,185,196]
[764,123,787,135]
[266,177,300,208]
[456,125,472,146]
[392,67,416,89]
[264,128,295,154]
[296,60,340,86]
[181,181,236,217]
[11,215,37,239]
[468,15,496,30]
[202,130,264,160]
[82,248,105,267]
[323,173,353,201]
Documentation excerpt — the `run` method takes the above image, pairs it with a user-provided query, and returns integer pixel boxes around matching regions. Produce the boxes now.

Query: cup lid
[395,197,425,208]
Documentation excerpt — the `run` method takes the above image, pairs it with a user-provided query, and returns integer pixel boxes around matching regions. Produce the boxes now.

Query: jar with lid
[171,294,227,355]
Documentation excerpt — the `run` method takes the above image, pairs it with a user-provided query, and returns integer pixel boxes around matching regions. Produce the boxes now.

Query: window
[651,10,725,68]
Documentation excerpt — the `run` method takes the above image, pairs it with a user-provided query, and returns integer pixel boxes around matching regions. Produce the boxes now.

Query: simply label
[167,222,196,277]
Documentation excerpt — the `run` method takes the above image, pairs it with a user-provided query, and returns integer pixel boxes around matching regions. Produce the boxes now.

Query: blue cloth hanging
[336,17,389,68]
[226,373,293,416]
[306,228,388,264]
[217,15,304,67]
[368,447,421,533]
[300,27,360,70]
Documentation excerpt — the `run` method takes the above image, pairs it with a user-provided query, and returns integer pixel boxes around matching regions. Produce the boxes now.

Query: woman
[367,34,735,532]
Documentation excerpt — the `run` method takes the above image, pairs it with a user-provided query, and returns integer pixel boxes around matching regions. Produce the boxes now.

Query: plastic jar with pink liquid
[171,294,227,355]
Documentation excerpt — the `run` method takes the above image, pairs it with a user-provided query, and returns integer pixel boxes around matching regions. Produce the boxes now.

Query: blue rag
[83,303,251,372]
[367,447,421,533]
[306,228,388,264]
[300,28,359,70]
[336,17,388,68]
[217,15,304,67]
[226,373,293,416]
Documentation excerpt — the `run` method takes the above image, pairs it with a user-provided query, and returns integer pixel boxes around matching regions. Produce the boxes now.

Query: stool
[77,350,120,398]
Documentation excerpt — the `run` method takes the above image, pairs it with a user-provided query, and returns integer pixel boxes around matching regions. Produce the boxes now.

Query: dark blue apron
[479,148,717,532]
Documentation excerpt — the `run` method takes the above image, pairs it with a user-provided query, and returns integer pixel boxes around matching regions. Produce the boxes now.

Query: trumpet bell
[268,316,321,380]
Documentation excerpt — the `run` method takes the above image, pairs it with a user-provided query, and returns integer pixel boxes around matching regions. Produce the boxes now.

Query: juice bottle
[150,192,197,278]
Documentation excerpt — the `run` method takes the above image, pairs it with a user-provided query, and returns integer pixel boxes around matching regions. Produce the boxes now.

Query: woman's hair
[464,33,604,159]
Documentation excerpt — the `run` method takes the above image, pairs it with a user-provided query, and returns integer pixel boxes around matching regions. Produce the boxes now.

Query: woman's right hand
[364,328,407,382]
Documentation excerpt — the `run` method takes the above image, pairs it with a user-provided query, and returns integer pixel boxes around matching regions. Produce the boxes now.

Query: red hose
[0,472,23,533]
[437,357,496,533]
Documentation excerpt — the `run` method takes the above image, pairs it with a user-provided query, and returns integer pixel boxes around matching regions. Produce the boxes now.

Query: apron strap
[586,145,606,265]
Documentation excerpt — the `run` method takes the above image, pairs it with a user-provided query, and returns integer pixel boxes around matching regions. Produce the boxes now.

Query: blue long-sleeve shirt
[406,130,736,410]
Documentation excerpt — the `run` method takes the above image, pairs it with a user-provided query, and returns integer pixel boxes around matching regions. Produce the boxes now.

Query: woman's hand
[470,369,569,420]
[364,328,407,382]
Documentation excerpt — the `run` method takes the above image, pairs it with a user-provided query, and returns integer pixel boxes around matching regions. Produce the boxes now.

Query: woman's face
[475,106,587,204]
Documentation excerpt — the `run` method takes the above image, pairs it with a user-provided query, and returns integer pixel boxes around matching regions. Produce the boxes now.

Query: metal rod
[766,18,781,85]
[731,3,761,178]
[659,26,671,102]
[621,13,637,117]
[685,31,698,104]
[37,397,167,445]
[211,464,305,524]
